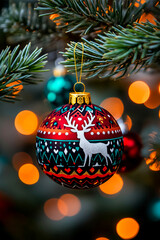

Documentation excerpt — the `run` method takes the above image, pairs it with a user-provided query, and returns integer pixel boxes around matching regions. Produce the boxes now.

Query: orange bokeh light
[128,81,150,104]
[135,0,146,7]
[144,89,160,109]
[145,151,160,171]
[100,97,124,120]
[15,110,38,135]
[50,14,60,25]
[150,151,157,159]
[18,163,39,185]
[12,152,33,171]
[116,217,140,239]
[139,13,156,24]
[96,238,109,240]
[44,198,64,221]
[6,80,23,95]
[149,162,160,171]
[99,174,123,195]
[58,194,81,217]
[125,115,132,131]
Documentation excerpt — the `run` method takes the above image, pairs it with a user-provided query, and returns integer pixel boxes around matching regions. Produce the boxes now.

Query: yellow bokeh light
[18,163,39,185]
[116,218,140,239]
[58,194,81,217]
[100,97,124,120]
[128,81,150,104]
[44,198,64,221]
[12,152,33,171]
[99,174,123,195]
[15,110,38,135]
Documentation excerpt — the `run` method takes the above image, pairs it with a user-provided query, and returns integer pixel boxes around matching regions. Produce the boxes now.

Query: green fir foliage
[63,22,160,79]
[36,0,146,35]
[0,1,55,35]
[0,43,48,102]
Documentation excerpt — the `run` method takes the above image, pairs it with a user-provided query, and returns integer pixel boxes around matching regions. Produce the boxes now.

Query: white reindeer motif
[64,111,112,166]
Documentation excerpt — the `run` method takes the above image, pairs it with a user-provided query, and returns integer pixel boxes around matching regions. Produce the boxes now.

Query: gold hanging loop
[73,42,85,92]
[69,42,91,105]
[73,82,86,93]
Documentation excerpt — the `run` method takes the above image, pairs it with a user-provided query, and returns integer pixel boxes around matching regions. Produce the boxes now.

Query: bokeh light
[139,13,156,24]
[145,151,160,171]
[124,115,132,131]
[99,174,123,195]
[149,200,160,221]
[128,81,150,104]
[100,97,124,120]
[12,152,33,171]
[53,66,66,77]
[18,163,39,185]
[50,13,60,25]
[58,194,81,217]
[116,217,140,239]
[150,151,156,159]
[44,198,64,221]
[6,80,23,95]
[144,89,160,109]
[149,161,160,172]
[15,110,38,135]
[96,237,109,240]
[135,0,146,7]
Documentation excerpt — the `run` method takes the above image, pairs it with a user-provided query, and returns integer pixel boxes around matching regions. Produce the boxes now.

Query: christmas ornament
[118,132,143,173]
[36,43,123,189]
[45,65,75,108]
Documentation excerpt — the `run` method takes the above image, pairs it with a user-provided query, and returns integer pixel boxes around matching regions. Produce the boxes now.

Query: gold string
[74,42,84,84]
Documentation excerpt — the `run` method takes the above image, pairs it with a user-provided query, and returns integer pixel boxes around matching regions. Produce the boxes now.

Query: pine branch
[0,43,48,102]
[150,0,160,21]
[36,0,146,35]
[63,22,160,79]
[0,1,56,38]
[144,130,160,165]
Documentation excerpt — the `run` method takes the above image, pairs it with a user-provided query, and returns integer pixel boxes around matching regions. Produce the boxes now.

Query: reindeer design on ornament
[64,111,112,167]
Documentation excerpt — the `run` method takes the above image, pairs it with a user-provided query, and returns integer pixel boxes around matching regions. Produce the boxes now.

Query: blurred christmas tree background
[0,0,160,239]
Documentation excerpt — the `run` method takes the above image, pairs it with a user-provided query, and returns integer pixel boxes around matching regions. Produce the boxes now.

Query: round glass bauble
[36,104,123,189]
[45,75,75,107]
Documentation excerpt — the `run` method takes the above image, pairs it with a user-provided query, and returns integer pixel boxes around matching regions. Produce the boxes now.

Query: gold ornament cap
[69,82,91,105]
[69,92,91,105]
